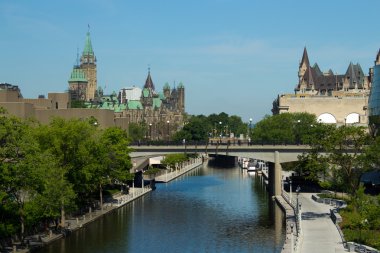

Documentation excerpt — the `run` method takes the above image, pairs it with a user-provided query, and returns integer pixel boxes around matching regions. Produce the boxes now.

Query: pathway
[155,158,202,183]
[298,193,346,253]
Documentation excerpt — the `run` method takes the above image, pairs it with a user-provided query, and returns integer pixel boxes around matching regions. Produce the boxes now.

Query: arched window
[345,113,360,124]
[317,113,337,123]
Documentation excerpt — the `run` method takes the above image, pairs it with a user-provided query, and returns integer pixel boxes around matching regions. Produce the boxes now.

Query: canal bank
[154,157,203,183]
[261,168,300,253]
[18,158,203,253]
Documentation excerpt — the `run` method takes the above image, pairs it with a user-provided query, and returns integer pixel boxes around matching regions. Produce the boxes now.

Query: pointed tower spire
[83,30,94,56]
[300,47,310,68]
[144,68,155,90]
[79,27,97,101]
[298,47,310,82]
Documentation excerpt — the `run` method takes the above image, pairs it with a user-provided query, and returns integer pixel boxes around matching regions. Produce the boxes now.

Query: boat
[238,157,249,169]
[255,161,268,172]
[247,159,257,172]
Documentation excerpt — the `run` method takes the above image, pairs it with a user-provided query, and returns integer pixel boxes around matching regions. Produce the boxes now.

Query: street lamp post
[149,123,152,141]
[296,185,301,214]
[167,120,170,142]
[249,118,252,145]
[296,119,301,145]
[219,121,222,143]
[289,180,293,204]
[290,223,294,253]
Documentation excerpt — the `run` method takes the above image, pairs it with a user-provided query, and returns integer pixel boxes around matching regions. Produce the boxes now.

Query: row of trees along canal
[0,108,137,245]
[250,112,380,249]
[128,112,248,144]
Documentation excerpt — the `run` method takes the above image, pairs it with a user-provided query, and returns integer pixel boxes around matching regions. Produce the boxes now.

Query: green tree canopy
[173,113,247,142]
[128,122,147,142]
[87,127,134,210]
[251,112,317,144]
[300,123,370,194]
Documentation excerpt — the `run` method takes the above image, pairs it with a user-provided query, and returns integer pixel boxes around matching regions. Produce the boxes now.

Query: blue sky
[1,0,380,122]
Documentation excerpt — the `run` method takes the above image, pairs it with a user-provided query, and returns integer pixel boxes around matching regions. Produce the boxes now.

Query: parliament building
[0,30,186,140]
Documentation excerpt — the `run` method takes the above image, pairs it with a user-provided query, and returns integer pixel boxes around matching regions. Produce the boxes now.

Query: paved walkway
[155,158,202,183]
[298,193,346,253]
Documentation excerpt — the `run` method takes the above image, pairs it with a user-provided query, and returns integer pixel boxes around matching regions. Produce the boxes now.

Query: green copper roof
[119,104,127,110]
[101,102,110,109]
[127,100,143,110]
[152,98,162,109]
[114,105,122,113]
[68,67,88,82]
[163,82,170,90]
[142,88,150,98]
[83,32,94,56]
[158,91,165,100]
[178,82,184,88]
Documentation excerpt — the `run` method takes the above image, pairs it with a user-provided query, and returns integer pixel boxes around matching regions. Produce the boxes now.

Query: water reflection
[37,162,285,253]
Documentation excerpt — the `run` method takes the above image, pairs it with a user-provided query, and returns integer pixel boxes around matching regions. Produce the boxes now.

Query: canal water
[37,161,285,253]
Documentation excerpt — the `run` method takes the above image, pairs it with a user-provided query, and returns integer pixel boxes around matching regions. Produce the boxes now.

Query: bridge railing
[282,189,303,253]
[130,139,309,147]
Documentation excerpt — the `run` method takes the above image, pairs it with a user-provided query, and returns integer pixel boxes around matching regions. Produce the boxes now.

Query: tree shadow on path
[301,211,329,221]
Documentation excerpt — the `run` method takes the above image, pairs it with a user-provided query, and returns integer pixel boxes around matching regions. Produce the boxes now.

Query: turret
[298,47,310,81]
[68,65,88,101]
[163,82,171,98]
[177,82,185,112]
[80,29,97,101]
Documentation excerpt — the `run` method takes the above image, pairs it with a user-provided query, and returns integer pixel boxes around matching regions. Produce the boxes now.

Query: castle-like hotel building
[273,48,371,126]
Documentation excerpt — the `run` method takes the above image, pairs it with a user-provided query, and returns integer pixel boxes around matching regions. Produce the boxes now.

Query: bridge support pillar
[268,151,282,196]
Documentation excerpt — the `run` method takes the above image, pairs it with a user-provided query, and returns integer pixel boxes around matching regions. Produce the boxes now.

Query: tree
[173,113,247,142]
[34,117,97,226]
[87,127,134,211]
[161,154,188,171]
[128,122,147,142]
[0,114,43,239]
[251,112,317,144]
[173,117,210,142]
[28,153,76,228]
[301,124,370,194]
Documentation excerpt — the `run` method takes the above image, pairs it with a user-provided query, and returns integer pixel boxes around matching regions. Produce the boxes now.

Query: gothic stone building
[68,30,185,139]
[68,31,97,101]
[272,48,370,126]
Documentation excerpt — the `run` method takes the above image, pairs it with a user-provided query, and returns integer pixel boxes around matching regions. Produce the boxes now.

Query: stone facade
[0,83,115,128]
[272,48,370,126]
[68,31,97,101]
[83,72,185,140]
[66,31,186,140]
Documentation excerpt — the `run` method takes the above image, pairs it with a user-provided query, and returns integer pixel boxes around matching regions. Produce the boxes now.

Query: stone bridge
[130,144,312,197]
[130,144,311,163]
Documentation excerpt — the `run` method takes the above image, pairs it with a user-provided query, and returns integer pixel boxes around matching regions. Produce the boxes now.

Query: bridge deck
[130,145,311,163]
